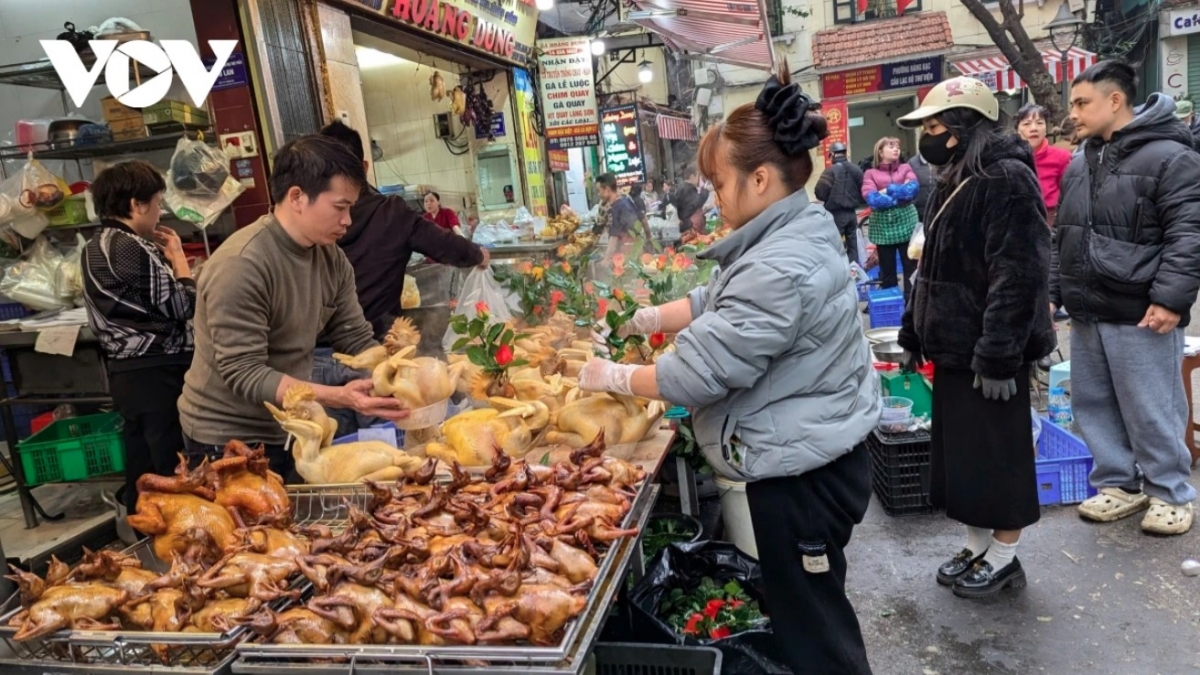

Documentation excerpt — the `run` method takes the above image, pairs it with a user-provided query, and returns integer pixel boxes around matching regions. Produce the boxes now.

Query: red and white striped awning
[656,114,698,141]
[629,0,774,70]
[952,47,1096,92]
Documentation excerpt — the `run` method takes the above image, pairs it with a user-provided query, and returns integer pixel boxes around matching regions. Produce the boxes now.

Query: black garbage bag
[628,540,789,675]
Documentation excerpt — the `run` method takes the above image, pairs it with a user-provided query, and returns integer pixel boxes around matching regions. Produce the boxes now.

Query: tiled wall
[316,3,372,180]
[360,54,476,212]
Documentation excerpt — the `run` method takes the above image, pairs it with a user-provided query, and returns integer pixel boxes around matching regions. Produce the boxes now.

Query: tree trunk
[959,0,1064,123]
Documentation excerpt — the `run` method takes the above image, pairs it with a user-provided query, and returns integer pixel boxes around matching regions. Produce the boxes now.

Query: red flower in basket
[703,599,725,620]
[549,290,566,305]
[709,626,731,640]
[494,344,514,367]
[683,613,704,636]
[475,301,490,316]
[649,332,666,349]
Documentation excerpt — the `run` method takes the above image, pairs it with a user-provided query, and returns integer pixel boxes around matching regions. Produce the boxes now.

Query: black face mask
[919,130,960,166]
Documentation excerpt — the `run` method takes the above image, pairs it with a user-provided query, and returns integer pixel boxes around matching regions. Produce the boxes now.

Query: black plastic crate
[866,428,939,517]
[593,642,722,675]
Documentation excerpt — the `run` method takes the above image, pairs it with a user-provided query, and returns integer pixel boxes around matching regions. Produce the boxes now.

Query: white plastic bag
[907,223,926,261]
[0,236,71,311]
[163,136,245,230]
[1031,407,1043,455]
[442,267,514,352]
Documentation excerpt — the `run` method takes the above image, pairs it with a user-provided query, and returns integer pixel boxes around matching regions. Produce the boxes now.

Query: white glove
[578,358,638,395]
[620,306,662,337]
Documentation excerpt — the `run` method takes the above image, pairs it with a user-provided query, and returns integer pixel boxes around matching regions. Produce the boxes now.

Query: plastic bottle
[1048,387,1072,428]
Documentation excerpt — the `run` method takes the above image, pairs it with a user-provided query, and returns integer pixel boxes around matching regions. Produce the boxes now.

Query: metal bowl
[871,340,905,364]
[864,327,900,345]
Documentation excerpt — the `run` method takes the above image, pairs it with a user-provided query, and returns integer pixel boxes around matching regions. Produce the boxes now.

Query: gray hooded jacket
[656,190,881,482]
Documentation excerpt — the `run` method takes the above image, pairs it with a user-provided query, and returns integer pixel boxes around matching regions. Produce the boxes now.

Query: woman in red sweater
[423,191,465,236]
[1016,104,1072,227]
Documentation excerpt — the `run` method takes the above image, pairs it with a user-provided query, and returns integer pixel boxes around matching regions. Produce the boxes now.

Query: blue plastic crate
[333,422,404,447]
[867,287,904,328]
[0,303,27,322]
[1035,419,1097,506]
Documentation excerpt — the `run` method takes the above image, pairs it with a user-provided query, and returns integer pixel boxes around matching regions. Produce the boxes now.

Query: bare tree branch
[959,0,1064,122]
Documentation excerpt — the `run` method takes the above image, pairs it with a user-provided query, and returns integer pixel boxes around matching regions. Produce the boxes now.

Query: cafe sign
[340,0,537,65]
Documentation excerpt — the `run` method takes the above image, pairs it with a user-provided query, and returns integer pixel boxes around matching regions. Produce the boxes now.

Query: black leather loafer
[952,558,1027,598]
[936,548,986,586]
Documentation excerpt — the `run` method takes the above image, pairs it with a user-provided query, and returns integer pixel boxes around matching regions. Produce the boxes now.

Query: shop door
[1189,34,1200,97]
[848,97,917,167]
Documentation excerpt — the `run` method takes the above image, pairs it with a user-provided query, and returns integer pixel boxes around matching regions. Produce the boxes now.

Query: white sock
[965,526,992,556]
[982,538,1019,571]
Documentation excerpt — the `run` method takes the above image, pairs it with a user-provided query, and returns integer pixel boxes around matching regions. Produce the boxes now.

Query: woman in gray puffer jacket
[580,72,881,675]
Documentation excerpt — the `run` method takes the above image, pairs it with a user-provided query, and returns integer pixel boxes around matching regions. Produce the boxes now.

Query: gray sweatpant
[1070,320,1196,505]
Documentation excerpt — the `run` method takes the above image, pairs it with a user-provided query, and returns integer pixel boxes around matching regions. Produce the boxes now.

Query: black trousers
[182,435,297,484]
[877,243,917,299]
[831,210,860,264]
[108,364,189,509]
[745,444,874,675]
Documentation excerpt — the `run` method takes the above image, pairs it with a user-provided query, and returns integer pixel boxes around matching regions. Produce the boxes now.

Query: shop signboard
[538,37,600,150]
[600,104,644,187]
[822,56,943,99]
[474,112,506,139]
[514,68,548,217]
[1162,7,1200,37]
[204,51,248,91]
[337,0,538,66]
[819,97,849,161]
[548,149,570,172]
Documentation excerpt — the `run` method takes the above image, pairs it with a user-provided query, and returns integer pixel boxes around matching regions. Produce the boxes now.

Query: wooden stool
[1182,353,1200,467]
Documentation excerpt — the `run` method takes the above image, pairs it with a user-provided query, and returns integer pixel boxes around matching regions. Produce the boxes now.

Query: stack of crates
[867,287,905,328]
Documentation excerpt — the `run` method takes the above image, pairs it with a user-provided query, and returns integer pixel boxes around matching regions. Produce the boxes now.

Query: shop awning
[628,0,774,70]
[952,46,1097,92]
[656,114,698,141]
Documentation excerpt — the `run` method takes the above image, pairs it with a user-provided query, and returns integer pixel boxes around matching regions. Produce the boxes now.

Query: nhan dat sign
[537,37,599,150]
[42,40,238,108]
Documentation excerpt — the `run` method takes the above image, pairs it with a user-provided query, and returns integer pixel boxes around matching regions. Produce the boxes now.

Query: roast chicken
[546,393,665,448]
[425,398,550,467]
[127,458,240,565]
[209,441,289,527]
[267,384,424,484]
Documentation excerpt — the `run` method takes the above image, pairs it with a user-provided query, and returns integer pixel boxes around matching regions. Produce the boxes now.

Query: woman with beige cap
[895,77,1057,599]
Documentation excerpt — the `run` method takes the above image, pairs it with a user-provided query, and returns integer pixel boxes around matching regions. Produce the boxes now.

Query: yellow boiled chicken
[425,398,550,466]
[509,370,572,412]
[265,385,424,484]
[372,346,463,410]
[430,71,446,101]
[401,275,421,309]
[334,318,422,372]
[546,393,665,448]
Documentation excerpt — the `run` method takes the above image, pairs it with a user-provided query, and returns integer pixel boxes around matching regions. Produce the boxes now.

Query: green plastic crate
[881,371,932,418]
[18,412,124,486]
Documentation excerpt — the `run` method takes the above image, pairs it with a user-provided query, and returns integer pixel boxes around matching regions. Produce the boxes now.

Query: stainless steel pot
[48,118,96,148]
[871,340,906,364]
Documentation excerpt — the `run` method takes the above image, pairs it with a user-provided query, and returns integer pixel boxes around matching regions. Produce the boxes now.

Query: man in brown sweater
[178,135,407,477]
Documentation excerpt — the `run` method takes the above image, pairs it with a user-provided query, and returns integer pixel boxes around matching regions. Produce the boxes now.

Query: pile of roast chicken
[5,431,647,654]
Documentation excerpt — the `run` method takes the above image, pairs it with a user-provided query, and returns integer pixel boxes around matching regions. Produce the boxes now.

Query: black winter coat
[1050,94,1200,327]
[908,153,935,222]
[898,133,1056,380]
[814,157,865,212]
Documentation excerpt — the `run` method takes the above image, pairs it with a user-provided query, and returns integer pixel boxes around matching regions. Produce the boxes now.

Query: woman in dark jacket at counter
[897,77,1056,599]
[82,160,196,509]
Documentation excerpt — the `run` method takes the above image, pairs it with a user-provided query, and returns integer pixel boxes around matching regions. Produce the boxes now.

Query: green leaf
[469,321,483,340]
[723,581,741,596]
[487,323,504,344]
[451,337,472,352]
[606,310,621,331]
[466,345,489,367]
[501,328,514,345]
[539,452,551,465]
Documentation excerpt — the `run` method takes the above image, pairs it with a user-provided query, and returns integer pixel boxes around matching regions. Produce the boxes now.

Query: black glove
[973,374,1018,402]
[900,350,925,373]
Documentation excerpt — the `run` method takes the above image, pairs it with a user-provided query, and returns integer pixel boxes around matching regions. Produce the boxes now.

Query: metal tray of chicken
[0,536,306,675]
[231,484,658,673]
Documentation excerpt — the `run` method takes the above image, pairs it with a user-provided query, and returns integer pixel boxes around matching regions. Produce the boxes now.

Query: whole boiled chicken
[425,399,550,467]
[334,318,422,372]
[546,393,665,448]
[371,346,463,409]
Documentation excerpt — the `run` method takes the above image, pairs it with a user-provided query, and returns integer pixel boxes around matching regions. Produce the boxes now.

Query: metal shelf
[0,52,159,91]
[0,131,207,162]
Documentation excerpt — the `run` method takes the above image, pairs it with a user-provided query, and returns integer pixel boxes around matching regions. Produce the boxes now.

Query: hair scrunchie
[755,76,827,155]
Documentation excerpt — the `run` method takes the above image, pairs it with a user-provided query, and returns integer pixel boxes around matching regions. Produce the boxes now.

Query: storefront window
[477,145,518,210]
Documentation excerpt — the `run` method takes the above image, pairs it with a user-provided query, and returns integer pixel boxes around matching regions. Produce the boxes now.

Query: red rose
[494,344,514,366]
[475,301,489,316]
[596,298,608,317]
[683,613,703,635]
[709,626,731,640]
[549,290,565,304]
[532,305,544,316]
[650,332,666,349]
[703,599,725,620]
[729,599,745,609]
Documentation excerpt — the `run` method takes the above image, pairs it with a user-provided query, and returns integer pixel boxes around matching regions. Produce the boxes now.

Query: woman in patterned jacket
[82,160,196,509]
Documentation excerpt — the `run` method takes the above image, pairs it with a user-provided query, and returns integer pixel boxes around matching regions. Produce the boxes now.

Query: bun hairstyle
[697,67,828,193]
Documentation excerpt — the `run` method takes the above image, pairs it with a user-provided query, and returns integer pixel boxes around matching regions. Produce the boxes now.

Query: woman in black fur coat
[896,77,1056,599]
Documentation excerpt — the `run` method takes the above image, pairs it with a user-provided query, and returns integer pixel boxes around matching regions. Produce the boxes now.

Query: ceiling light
[591,39,607,56]
[638,60,653,84]
[536,0,554,11]
[355,46,404,69]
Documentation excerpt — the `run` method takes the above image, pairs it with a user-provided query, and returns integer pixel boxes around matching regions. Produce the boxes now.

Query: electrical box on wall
[219,131,259,159]
[433,113,452,139]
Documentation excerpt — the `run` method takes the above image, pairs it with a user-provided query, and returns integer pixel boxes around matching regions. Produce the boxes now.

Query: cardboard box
[109,115,148,140]
[100,96,141,123]
[141,100,209,127]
